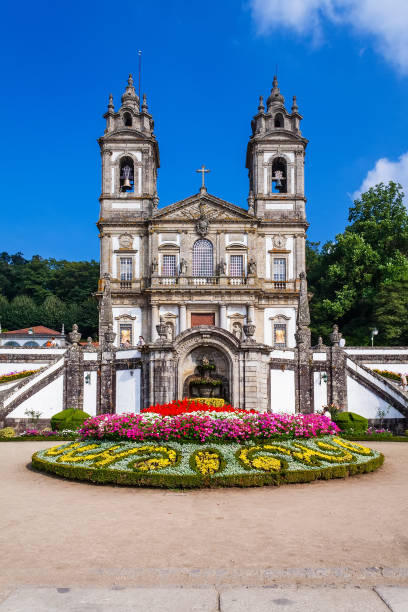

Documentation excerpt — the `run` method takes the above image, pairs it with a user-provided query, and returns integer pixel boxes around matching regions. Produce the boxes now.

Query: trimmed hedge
[334,412,368,433]
[31,449,384,489]
[342,435,408,442]
[51,408,90,432]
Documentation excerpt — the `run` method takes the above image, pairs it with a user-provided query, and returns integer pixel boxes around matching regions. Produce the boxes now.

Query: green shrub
[334,411,368,433]
[50,408,90,432]
[0,427,16,438]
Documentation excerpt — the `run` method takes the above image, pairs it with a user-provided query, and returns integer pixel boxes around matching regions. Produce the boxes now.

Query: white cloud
[352,152,408,204]
[250,0,408,74]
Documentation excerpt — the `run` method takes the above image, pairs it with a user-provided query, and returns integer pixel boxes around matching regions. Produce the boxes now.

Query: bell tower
[246,76,308,219]
[98,74,160,217]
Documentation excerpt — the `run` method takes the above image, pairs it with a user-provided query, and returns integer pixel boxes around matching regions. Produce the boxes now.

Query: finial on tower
[108,93,114,111]
[121,73,139,110]
[267,75,285,110]
[258,95,265,113]
[142,93,148,112]
[292,95,299,113]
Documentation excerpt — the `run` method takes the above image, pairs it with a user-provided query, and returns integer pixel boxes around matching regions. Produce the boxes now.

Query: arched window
[274,113,284,128]
[119,156,134,192]
[193,239,213,277]
[123,112,132,127]
[4,341,19,347]
[24,341,39,347]
[271,157,287,194]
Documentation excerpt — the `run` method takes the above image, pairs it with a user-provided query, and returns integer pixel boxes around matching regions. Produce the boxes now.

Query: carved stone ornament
[243,320,256,342]
[119,234,133,249]
[196,215,209,237]
[156,316,168,342]
[68,324,81,346]
[329,324,342,346]
[104,324,116,347]
[272,234,286,249]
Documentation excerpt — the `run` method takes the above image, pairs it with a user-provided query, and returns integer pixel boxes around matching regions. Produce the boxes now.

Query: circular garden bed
[31,401,384,488]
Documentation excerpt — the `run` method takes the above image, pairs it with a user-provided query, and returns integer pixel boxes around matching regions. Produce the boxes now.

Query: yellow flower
[332,437,372,455]
[194,450,221,475]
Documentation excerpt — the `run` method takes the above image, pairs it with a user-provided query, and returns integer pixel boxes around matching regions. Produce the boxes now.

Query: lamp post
[371,327,378,347]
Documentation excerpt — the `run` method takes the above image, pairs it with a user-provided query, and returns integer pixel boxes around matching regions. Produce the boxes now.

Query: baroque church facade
[1,75,407,428]
[96,74,310,411]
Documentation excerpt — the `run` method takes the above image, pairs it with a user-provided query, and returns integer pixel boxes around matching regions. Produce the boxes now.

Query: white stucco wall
[112,306,142,347]
[313,371,328,412]
[270,369,296,414]
[83,371,97,416]
[346,375,404,419]
[116,369,140,414]
[0,363,44,375]
[7,375,64,419]
[264,307,297,347]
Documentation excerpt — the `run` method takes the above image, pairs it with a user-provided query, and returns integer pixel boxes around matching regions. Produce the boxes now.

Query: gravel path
[0,440,407,601]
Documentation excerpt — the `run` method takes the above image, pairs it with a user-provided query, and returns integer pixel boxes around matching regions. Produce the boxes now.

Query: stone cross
[196,165,210,189]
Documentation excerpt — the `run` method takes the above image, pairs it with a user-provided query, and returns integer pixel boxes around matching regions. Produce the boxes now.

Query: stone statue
[180,258,188,275]
[232,322,242,340]
[151,257,158,274]
[218,260,227,275]
[165,323,174,341]
[248,258,257,275]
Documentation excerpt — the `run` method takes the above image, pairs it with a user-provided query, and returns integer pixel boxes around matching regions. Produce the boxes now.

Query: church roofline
[152,191,254,219]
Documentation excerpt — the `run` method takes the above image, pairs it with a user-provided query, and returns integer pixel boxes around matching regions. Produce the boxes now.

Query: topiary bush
[50,408,90,432]
[334,411,368,433]
[0,427,16,438]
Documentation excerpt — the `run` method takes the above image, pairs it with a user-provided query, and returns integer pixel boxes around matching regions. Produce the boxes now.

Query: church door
[191,313,215,327]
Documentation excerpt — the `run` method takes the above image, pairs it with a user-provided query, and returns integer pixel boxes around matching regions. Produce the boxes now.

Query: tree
[41,295,67,331]
[307,182,408,345]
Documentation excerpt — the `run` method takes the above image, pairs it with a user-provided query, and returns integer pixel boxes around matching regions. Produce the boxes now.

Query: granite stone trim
[346,366,408,418]
[0,364,64,421]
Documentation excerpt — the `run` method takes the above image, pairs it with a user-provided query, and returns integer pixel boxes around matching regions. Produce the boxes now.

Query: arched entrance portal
[181,346,230,403]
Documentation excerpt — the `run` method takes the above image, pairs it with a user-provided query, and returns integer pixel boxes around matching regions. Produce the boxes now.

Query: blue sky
[1,0,408,261]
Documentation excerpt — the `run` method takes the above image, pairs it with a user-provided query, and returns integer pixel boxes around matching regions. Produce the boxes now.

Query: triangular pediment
[153,192,253,221]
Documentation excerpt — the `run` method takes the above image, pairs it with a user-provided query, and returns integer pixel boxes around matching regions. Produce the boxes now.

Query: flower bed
[31,436,383,488]
[373,369,403,382]
[79,410,339,443]
[141,398,255,417]
[0,369,41,384]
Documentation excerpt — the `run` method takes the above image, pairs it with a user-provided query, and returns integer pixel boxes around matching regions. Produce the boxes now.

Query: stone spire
[267,75,285,110]
[295,271,311,347]
[108,93,114,112]
[258,95,265,113]
[291,95,299,114]
[142,93,148,113]
[121,74,139,111]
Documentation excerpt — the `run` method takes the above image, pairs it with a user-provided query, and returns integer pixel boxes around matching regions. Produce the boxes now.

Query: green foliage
[0,427,16,438]
[334,412,368,433]
[0,252,99,338]
[31,450,384,488]
[50,408,90,432]
[307,182,408,345]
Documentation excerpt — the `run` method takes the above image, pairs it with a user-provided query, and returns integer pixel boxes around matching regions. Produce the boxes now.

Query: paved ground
[1,441,408,610]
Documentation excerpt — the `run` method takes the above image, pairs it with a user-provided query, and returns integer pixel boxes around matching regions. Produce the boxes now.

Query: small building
[0,326,66,348]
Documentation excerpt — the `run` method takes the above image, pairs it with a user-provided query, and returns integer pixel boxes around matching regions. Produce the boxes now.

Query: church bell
[121,164,133,191]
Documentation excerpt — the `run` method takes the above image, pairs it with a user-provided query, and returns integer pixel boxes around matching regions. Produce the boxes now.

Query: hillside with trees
[0,256,99,338]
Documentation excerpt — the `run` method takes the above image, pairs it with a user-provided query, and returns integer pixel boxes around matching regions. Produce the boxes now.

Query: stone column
[65,346,84,411]
[151,303,159,341]
[179,304,187,332]
[219,304,227,330]
[247,304,255,322]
